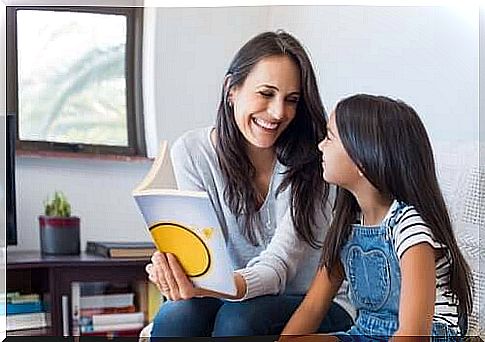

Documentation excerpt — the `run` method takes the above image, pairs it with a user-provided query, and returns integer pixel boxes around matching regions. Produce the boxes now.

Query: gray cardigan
[170,127,354,317]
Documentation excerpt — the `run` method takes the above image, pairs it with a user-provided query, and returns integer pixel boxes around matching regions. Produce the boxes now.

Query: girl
[146,31,353,338]
[281,94,472,340]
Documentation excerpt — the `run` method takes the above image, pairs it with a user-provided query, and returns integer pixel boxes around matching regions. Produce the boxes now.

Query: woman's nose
[268,99,286,120]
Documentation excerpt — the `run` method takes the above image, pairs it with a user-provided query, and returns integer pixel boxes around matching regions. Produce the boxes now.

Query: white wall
[11,5,479,251]
[144,6,271,152]
[10,158,154,251]
[266,6,479,145]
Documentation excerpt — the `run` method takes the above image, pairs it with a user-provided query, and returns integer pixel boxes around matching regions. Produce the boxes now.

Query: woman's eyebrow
[257,84,278,90]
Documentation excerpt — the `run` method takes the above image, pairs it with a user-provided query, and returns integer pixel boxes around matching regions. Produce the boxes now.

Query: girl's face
[318,111,360,188]
[229,55,301,150]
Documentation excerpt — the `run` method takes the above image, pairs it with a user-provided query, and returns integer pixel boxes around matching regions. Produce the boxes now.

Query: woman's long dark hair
[320,94,473,318]
[215,30,328,247]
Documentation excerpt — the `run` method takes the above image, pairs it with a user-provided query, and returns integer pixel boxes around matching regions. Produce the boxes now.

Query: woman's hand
[146,251,248,300]
[145,251,199,300]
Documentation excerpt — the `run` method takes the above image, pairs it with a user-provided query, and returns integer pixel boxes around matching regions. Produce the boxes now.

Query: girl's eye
[287,97,299,104]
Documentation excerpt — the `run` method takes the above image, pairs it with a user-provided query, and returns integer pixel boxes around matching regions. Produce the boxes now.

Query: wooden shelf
[7,250,150,336]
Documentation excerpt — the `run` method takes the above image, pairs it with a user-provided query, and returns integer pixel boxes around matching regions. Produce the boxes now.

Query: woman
[146,30,354,338]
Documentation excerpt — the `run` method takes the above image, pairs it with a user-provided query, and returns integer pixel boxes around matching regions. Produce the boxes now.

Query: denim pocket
[346,245,391,311]
[432,322,461,341]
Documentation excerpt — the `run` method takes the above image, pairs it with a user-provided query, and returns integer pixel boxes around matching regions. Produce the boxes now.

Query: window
[6,6,146,156]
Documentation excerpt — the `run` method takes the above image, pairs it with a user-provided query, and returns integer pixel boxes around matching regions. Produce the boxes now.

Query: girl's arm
[280,263,344,337]
[393,242,436,339]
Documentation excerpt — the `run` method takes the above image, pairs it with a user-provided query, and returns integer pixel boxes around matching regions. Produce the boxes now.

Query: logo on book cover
[149,222,212,277]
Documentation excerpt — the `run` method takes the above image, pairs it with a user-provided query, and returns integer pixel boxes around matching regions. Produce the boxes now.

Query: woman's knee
[213,307,261,336]
[151,298,222,337]
[213,295,304,336]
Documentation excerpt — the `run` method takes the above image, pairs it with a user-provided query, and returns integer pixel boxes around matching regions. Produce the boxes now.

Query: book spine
[135,281,148,322]
[79,305,136,317]
[62,295,69,337]
[92,312,144,326]
[147,282,162,322]
[71,282,81,336]
[80,328,142,337]
[6,302,43,315]
[6,312,48,331]
[80,293,134,309]
[80,322,144,333]
[85,242,96,254]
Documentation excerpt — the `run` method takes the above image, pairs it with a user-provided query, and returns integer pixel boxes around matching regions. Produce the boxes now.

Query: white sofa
[140,141,484,339]
[433,141,483,337]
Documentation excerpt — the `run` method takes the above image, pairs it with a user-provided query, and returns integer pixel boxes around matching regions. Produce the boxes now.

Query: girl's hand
[145,251,199,300]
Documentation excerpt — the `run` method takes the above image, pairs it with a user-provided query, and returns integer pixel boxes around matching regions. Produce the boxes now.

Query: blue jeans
[150,295,352,338]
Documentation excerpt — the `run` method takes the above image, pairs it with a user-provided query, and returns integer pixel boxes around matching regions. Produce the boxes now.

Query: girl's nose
[318,139,326,152]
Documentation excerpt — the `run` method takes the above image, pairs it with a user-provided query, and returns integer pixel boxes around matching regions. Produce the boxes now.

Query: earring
[358,170,364,177]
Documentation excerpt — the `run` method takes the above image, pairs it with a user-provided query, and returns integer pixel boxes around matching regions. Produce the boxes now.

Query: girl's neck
[355,190,393,226]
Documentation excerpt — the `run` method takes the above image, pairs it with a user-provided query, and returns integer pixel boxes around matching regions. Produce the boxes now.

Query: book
[71,282,81,336]
[80,293,134,309]
[6,312,49,331]
[132,141,237,296]
[6,302,43,315]
[92,312,144,326]
[80,328,143,337]
[147,282,162,322]
[7,293,40,304]
[86,241,156,258]
[80,312,144,326]
[80,322,144,333]
[80,305,136,318]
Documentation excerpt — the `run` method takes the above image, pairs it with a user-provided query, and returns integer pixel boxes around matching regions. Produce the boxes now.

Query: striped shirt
[388,200,459,329]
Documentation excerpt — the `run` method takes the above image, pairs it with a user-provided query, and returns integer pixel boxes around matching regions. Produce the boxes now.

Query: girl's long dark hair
[215,30,328,247]
[320,94,473,318]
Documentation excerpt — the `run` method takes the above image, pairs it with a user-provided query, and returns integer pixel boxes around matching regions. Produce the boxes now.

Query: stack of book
[72,283,145,336]
[86,241,155,259]
[6,292,49,332]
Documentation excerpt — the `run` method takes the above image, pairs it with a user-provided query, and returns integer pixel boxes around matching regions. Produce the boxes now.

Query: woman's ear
[224,75,235,106]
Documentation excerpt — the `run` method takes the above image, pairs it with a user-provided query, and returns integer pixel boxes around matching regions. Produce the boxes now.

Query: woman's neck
[246,144,276,175]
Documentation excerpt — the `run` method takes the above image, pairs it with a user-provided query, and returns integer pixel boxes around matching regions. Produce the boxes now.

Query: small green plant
[44,191,71,217]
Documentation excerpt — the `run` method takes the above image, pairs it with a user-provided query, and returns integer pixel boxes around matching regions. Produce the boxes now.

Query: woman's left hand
[150,251,200,300]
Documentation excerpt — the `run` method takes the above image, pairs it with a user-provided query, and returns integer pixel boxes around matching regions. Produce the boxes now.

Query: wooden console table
[7,250,150,336]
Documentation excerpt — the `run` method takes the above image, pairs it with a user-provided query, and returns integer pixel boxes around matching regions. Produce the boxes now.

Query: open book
[132,141,237,296]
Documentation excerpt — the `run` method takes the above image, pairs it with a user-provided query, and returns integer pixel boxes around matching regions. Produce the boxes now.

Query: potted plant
[39,191,80,255]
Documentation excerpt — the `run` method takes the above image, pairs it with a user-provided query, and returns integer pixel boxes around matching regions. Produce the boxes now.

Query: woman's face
[229,55,301,150]
[318,111,360,188]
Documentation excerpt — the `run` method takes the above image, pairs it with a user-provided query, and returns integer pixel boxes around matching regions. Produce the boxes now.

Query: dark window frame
[6,6,146,157]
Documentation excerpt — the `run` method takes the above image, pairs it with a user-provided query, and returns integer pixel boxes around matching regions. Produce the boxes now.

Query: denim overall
[335,202,460,341]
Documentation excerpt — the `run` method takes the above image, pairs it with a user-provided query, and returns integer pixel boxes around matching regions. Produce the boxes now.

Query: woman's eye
[259,91,273,97]
[287,97,299,104]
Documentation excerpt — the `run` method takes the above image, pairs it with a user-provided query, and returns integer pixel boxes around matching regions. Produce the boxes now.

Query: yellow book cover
[132,141,237,296]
